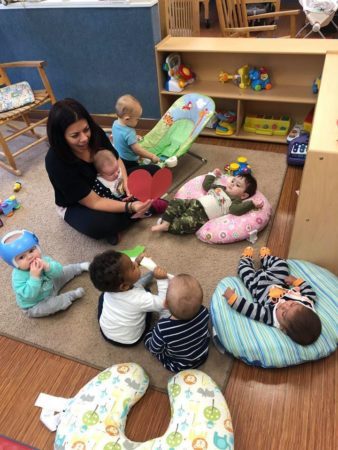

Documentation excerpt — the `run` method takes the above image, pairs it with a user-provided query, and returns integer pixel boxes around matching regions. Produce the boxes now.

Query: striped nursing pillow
[211,260,338,367]
[54,363,234,449]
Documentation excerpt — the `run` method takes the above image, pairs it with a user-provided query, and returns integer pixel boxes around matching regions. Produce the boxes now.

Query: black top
[45,128,119,207]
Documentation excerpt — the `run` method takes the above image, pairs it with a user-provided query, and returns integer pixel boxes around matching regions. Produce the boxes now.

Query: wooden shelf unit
[155,37,338,143]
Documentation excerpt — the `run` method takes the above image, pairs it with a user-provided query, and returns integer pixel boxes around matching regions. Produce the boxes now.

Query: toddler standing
[112,94,160,174]
[0,230,89,318]
[144,273,210,372]
[89,250,169,346]
[223,246,322,345]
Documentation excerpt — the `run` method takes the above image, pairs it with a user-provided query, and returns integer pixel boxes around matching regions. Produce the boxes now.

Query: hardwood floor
[0,136,336,449]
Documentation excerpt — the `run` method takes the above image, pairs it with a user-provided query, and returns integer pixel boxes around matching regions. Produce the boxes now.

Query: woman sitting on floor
[45,98,151,245]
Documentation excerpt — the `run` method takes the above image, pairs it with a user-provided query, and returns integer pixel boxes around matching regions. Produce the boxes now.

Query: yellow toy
[216,121,235,136]
[224,157,251,175]
[13,181,22,192]
[218,65,251,89]
[237,65,250,89]
[244,114,291,136]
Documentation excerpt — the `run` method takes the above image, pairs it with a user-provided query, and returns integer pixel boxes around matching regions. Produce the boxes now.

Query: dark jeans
[122,158,160,175]
[97,293,152,347]
[64,203,133,240]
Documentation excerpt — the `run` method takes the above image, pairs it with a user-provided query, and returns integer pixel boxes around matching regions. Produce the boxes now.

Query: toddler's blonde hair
[115,94,141,118]
[166,274,203,320]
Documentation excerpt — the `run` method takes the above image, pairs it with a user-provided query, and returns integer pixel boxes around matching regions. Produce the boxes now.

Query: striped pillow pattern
[210,260,338,368]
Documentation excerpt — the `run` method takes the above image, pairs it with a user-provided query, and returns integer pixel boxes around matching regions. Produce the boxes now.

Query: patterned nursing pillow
[55,363,234,450]
[210,260,338,368]
[175,174,271,244]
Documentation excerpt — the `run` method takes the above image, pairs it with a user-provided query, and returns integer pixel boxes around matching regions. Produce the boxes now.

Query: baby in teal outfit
[0,229,89,318]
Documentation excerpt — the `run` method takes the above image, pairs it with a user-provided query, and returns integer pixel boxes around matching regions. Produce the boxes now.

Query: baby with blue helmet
[0,230,89,318]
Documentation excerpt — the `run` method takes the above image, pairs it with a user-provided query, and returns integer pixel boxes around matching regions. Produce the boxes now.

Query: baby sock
[70,287,85,302]
[80,262,90,271]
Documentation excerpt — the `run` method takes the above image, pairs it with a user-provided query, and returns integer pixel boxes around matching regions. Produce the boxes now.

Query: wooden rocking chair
[216,0,301,38]
[0,61,56,175]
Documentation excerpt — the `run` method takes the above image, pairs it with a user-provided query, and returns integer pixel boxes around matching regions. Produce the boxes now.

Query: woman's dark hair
[89,250,124,292]
[47,98,109,162]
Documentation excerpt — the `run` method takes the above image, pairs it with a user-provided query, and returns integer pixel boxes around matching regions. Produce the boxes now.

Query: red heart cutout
[128,168,172,202]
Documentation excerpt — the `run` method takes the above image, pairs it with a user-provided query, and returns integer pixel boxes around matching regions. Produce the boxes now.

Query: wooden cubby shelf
[155,37,338,144]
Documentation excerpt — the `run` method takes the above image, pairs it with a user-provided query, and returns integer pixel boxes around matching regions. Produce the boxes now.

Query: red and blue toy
[249,67,272,91]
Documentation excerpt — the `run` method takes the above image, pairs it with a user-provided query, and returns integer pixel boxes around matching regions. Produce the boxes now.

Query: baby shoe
[151,198,169,215]
[259,247,271,258]
[242,246,254,258]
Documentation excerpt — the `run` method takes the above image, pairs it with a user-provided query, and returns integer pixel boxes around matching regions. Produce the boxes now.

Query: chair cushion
[175,174,271,244]
[0,81,35,113]
[55,363,235,449]
[210,260,338,368]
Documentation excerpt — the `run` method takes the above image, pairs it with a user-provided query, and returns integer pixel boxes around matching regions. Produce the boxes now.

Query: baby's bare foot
[151,222,170,232]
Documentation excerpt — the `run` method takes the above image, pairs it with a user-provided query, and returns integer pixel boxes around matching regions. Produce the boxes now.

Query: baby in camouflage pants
[151,169,262,235]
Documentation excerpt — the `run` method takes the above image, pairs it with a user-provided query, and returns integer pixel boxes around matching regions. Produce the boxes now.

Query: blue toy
[249,67,272,91]
[312,77,321,94]
[287,133,309,166]
[0,195,20,217]
[0,229,39,267]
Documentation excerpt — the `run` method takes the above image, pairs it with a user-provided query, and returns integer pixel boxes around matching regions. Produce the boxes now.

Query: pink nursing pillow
[175,174,271,244]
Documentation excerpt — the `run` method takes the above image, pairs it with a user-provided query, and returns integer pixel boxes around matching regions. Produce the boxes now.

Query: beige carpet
[0,133,287,391]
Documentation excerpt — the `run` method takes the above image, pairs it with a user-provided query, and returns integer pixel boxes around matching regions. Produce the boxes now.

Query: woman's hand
[132,199,152,215]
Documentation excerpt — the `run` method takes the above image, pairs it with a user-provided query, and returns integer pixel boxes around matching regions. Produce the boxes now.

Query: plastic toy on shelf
[312,77,321,94]
[216,121,236,136]
[215,110,236,136]
[287,123,305,142]
[218,65,250,89]
[304,107,314,133]
[244,114,290,136]
[225,157,252,175]
[248,67,272,91]
[163,53,195,93]
[0,195,20,217]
